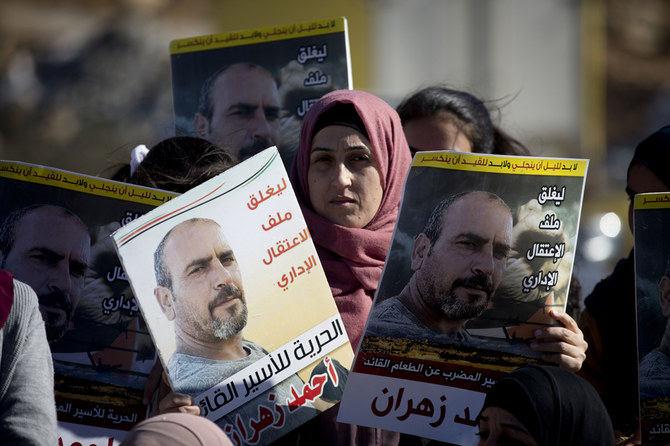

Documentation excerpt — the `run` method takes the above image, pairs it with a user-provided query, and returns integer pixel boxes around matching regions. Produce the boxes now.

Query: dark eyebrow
[494,241,512,256]
[29,247,64,262]
[457,232,487,244]
[70,259,88,275]
[184,255,213,273]
[458,233,511,255]
[310,145,373,154]
[226,103,258,113]
[218,249,235,260]
[184,249,235,273]
[31,247,88,274]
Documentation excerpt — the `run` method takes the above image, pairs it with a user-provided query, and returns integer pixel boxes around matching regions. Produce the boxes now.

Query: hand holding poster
[634,193,670,443]
[112,147,353,446]
[338,152,588,444]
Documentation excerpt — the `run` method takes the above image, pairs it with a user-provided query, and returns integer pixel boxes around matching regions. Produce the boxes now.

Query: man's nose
[250,110,273,140]
[212,260,233,287]
[471,248,495,276]
[48,262,72,294]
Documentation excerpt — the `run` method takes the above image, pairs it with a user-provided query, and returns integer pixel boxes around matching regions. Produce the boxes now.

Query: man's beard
[208,284,247,339]
[439,273,493,321]
[38,289,73,342]
[238,138,274,161]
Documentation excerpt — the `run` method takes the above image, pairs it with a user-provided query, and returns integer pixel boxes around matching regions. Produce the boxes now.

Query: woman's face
[403,114,473,154]
[477,407,539,446]
[307,125,384,228]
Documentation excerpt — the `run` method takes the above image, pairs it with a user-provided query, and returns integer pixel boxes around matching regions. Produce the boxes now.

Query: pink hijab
[0,270,13,330]
[290,90,412,349]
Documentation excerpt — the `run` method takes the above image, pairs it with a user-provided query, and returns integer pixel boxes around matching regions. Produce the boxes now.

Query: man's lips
[211,295,239,308]
[453,274,493,295]
[209,285,244,313]
[458,286,488,298]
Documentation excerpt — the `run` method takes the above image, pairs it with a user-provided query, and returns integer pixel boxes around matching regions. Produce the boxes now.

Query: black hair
[107,137,237,193]
[397,86,495,154]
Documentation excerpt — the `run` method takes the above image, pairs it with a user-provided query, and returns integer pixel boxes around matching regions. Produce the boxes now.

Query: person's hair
[130,137,235,193]
[422,191,508,245]
[107,137,237,193]
[397,85,495,154]
[492,126,531,156]
[196,62,271,122]
[628,125,670,189]
[154,218,219,291]
[0,204,86,263]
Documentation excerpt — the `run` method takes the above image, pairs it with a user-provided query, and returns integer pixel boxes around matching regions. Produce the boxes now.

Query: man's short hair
[0,204,84,264]
[422,191,508,245]
[153,217,220,291]
[196,62,269,122]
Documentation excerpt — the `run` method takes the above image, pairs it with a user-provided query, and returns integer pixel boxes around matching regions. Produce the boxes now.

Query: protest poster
[0,160,177,446]
[337,152,588,444]
[170,17,352,170]
[634,192,670,443]
[112,147,353,446]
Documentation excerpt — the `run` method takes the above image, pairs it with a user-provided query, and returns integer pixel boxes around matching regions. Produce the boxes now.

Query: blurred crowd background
[1,0,669,311]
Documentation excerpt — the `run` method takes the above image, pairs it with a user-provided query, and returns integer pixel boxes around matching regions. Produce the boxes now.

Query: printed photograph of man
[639,255,670,400]
[193,62,281,162]
[153,217,316,440]
[367,190,513,343]
[0,204,91,343]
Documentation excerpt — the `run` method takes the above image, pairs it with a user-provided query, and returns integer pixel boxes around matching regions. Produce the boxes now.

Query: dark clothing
[482,365,615,446]
[580,250,638,435]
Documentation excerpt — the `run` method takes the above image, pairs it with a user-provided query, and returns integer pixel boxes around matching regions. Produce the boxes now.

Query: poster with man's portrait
[170,17,351,170]
[634,193,670,444]
[0,160,178,445]
[112,147,353,446]
[338,151,588,444]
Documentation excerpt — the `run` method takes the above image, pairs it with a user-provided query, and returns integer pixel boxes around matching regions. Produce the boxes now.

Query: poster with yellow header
[338,152,588,444]
[112,147,353,446]
[634,193,670,444]
[0,160,177,446]
[170,17,351,170]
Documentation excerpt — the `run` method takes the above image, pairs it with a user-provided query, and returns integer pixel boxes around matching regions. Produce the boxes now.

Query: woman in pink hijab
[289,90,411,446]
[290,89,412,350]
[145,90,411,446]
